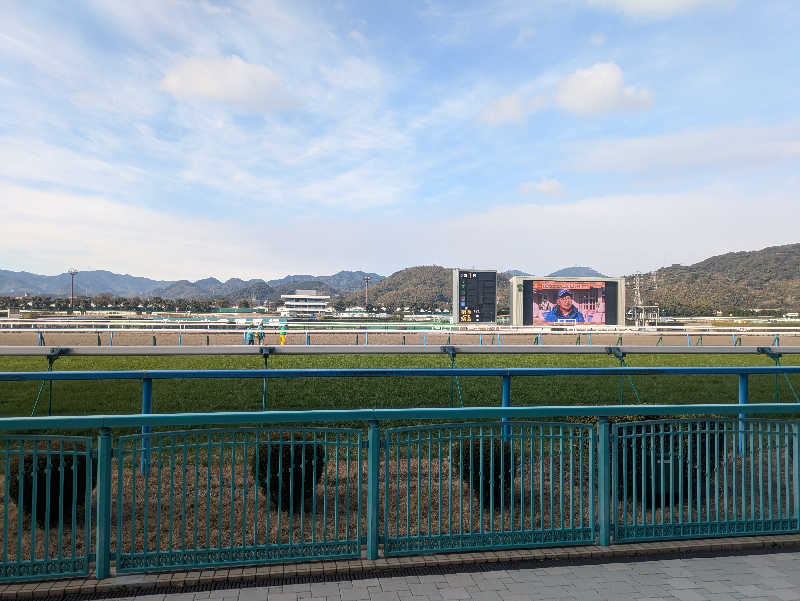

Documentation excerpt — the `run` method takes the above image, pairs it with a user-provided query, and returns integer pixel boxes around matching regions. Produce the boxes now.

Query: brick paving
[94,550,800,601]
[2,535,800,601]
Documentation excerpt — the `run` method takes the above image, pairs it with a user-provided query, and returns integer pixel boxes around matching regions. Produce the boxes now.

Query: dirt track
[0,330,795,347]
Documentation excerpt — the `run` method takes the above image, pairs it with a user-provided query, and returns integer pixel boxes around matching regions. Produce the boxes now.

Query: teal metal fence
[0,436,93,581]
[114,427,363,573]
[382,422,595,555]
[2,368,800,582]
[612,418,799,542]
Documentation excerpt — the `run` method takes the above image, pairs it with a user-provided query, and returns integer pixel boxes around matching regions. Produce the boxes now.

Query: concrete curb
[2,534,800,600]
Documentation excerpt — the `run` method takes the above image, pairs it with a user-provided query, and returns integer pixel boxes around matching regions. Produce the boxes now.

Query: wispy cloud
[519,178,564,198]
[586,0,728,19]
[570,122,800,171]
[555,62,653,115]
[479,62,651,124]
[161,56,298,112]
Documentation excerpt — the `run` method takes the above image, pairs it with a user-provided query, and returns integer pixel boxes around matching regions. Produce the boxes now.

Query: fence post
[96,427,113,579]
[738,374,748,454]
[502,375,511,440]
[598,416,610,546]
[141,379,152,474]
[367,419,380,560]
[794,424,800,524]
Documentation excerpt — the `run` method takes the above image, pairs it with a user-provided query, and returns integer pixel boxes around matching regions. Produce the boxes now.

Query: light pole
[68,268,78,309]
[363,276,371,308]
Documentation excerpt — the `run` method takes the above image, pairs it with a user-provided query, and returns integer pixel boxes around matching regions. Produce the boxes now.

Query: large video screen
[526,280,609,324]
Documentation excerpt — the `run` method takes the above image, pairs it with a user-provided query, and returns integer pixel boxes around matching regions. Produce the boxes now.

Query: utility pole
[363,276,371,308]
[68,268,78,309]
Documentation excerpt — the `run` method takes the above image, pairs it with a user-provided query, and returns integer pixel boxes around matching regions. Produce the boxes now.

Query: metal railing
[3,363,800,581]
[1,405,800,582]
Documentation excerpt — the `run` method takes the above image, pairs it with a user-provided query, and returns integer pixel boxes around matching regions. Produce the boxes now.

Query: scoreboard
[451,269,497,323]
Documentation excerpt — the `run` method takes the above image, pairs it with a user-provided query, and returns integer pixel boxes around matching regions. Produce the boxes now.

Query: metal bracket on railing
[259,346,274,411]
[30,347,69,417]
[758,347,800,403]
[440,346,463,408]
[46,347,68,363]
[606,346,642,404]
[758,347,782,362]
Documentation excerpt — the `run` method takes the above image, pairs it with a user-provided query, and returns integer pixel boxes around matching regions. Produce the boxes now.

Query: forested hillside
[630,243,800,315]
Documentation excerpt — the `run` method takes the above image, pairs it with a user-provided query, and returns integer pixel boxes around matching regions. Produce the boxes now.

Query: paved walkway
[101,551,800,601]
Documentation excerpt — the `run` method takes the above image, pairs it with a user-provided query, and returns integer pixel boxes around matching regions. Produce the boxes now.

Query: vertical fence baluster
[793,423,800,527]
[597,416,610,546]
[96,428,112,579]
[367,421,379,560]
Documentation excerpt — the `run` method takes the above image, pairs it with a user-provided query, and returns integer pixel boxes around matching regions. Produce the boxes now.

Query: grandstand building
[279,290,332,317]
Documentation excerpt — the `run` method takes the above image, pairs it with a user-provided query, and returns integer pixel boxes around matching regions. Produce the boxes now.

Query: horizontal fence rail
[3,345,800,357]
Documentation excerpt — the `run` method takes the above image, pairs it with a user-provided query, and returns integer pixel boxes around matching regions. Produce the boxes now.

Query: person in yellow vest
[279,323,287,345]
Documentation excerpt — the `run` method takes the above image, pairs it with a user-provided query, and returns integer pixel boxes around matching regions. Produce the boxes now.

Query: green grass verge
[1,353,799,421]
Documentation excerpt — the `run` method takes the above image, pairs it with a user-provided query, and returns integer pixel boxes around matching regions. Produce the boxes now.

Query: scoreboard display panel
[452,269,497,323]
[509,276,626,326]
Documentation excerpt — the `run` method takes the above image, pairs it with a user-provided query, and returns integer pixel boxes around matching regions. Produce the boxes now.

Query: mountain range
[0,269,384,301]
[2,243,798,313]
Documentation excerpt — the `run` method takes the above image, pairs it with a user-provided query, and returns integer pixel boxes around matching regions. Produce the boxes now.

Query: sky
[1,0,799,281]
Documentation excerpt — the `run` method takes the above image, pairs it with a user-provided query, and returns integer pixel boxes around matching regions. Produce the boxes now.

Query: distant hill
[340,266,518,312]
[0,269,171,297]
[548,266,607,278]
[267,271,384,293]
[150,277,267,299]
[631,243,800,315]
[342,266,451,310]
[505,269,531,276]
[0,268,382,300]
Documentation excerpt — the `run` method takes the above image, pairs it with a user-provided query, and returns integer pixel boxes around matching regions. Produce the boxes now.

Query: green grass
[1,353,799,421]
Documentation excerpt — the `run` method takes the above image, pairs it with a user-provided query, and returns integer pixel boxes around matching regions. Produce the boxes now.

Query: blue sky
[2,0,799,281]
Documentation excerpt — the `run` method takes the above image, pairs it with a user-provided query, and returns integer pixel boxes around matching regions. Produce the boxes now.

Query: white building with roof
[279,289,332,317]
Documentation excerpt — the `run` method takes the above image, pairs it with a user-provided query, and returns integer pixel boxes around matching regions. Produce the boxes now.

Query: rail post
[738,374,748,454]
[502,375,511,440]
[96,427,113,579]
[598,416,610,546]
[794,423,800,524]
[141,378,152,474]
[367,419,380,560]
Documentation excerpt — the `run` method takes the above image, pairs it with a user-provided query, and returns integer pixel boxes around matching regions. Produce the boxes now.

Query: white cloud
[587,0,725,19]
[555,62,652,115]
[297,167,410,209]
[479,93,549,125]
[401,186,799,276]
[570,122,800,171]
[519,178,564,198]
[480,62,651,124]
[160,56,297,112]
[4,180,799,282]
[0,137,145,191]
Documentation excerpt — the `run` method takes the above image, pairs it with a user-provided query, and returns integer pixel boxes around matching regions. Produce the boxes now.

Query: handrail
[2,365,800,382]
[2,344,800,356]
[1,403,799,430]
